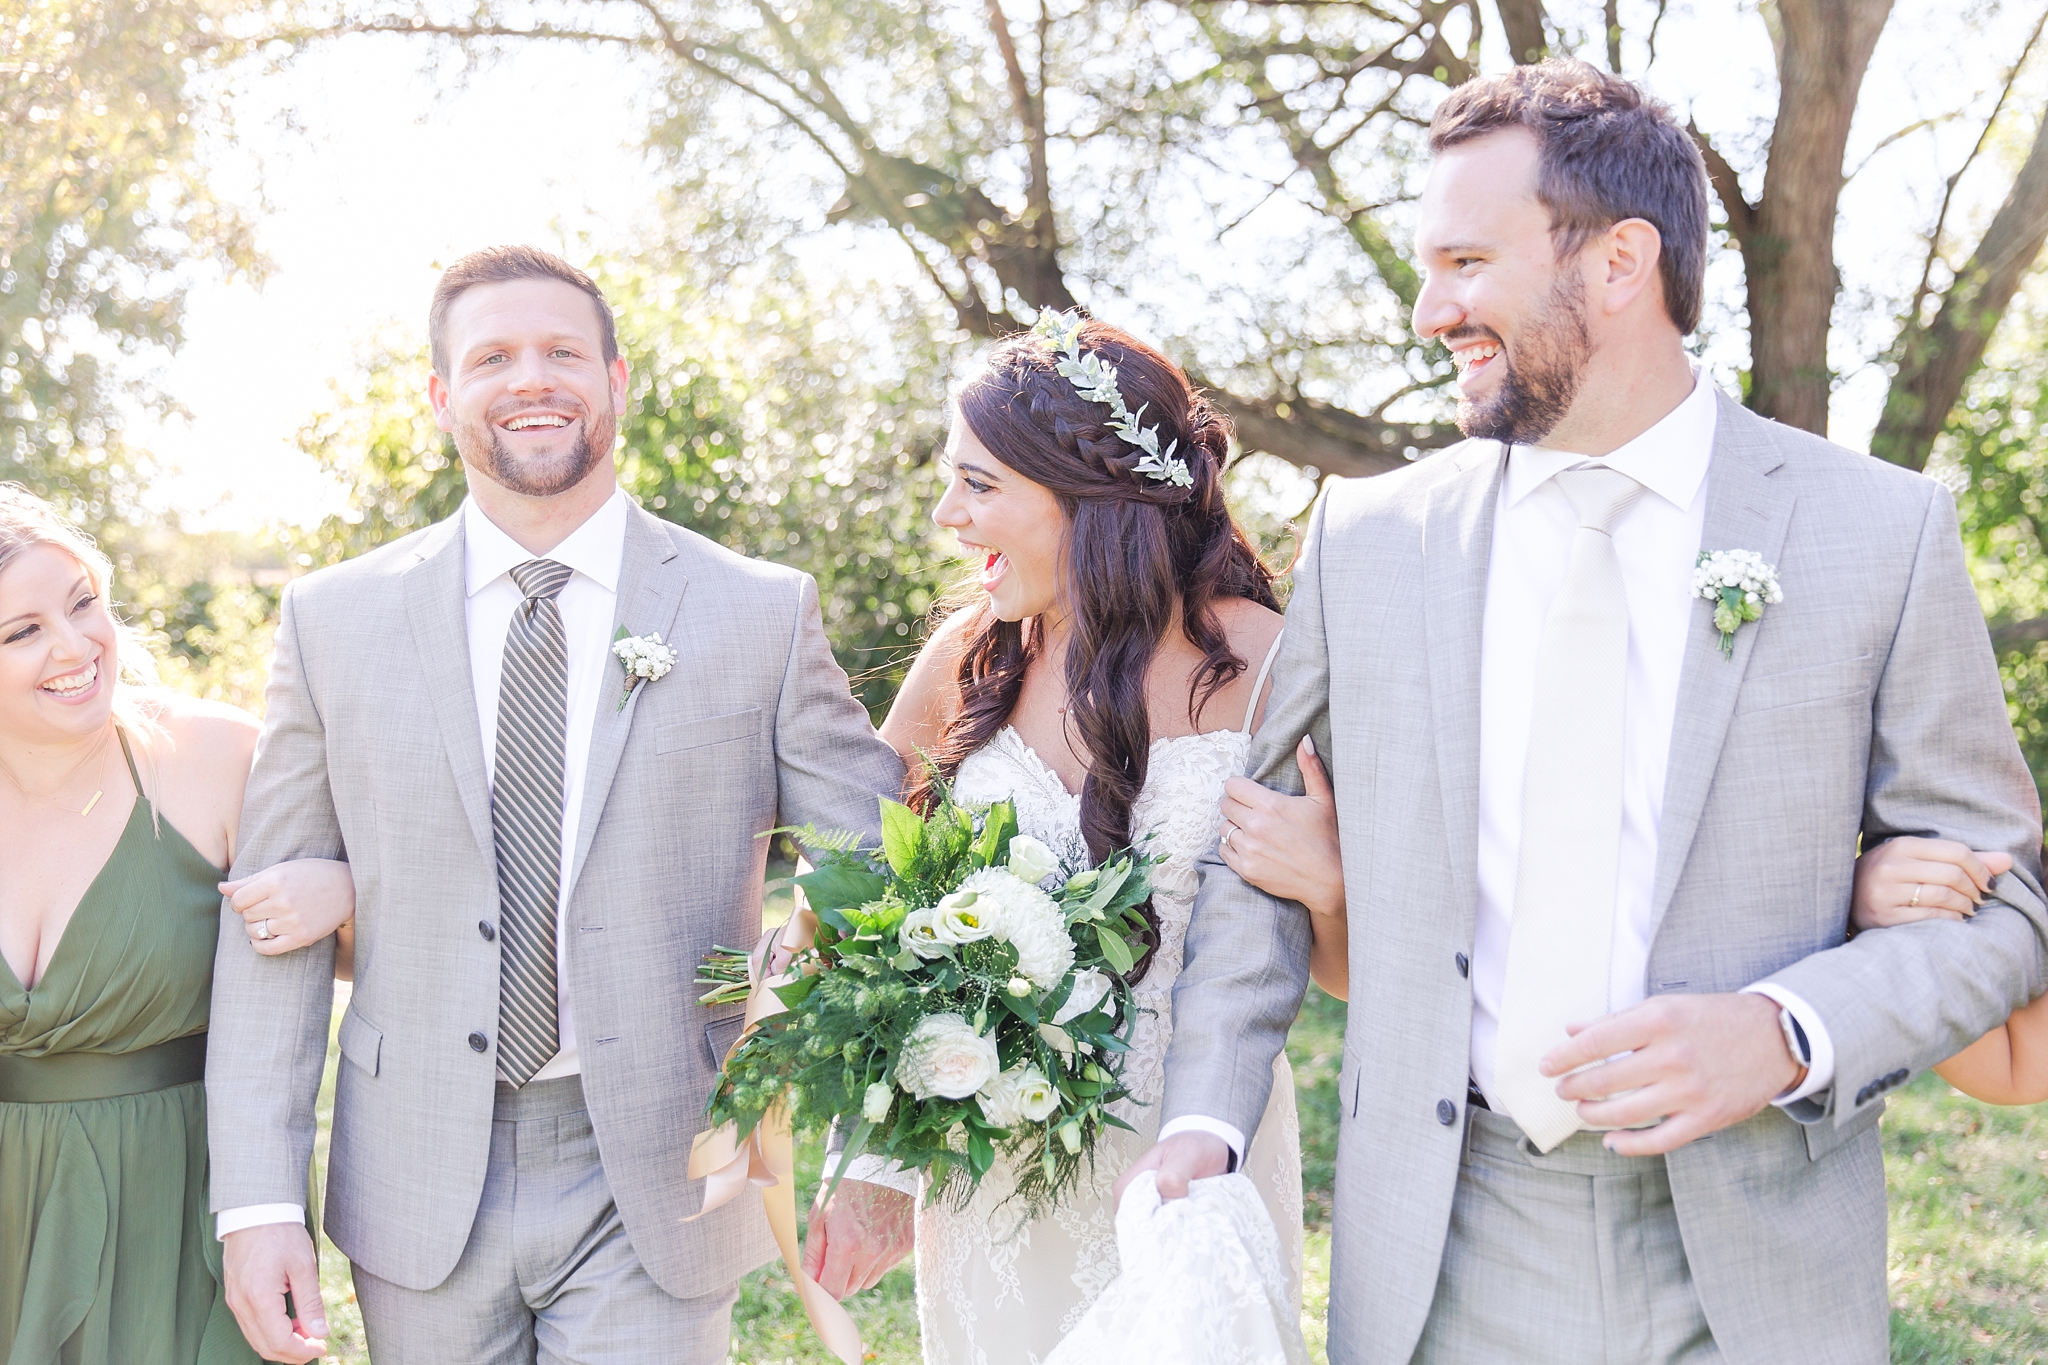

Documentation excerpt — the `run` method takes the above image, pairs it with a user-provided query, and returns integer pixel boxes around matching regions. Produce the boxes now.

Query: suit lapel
[1649,394,1796,931]
[569,506,690,887]
[1424,443,1508,925]
[402,515,495,859]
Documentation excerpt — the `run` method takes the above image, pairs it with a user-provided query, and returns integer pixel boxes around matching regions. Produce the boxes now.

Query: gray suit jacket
[207,502,905,1296]
[1163,394,2048,1365]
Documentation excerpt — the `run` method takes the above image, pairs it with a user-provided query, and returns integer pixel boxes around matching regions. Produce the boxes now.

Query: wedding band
[254,919,274,941]
[1221,824,1236,851]
[1910,885,1922,909]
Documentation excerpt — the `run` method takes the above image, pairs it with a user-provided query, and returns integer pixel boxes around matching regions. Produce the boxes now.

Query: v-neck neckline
[0,794,153,996]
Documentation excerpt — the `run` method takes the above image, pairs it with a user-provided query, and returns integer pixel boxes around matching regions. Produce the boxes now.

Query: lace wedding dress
[912,639,1304,1365]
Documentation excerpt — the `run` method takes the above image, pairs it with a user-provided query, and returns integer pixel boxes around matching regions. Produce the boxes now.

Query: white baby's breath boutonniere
[611,626,677,711]
[1693,549,1783,658]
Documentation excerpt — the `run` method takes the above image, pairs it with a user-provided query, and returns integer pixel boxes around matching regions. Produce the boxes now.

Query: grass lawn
[307,985,2048,1364]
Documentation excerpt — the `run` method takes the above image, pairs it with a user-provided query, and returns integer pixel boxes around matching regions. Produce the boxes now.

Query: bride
[806,313,1326,1364]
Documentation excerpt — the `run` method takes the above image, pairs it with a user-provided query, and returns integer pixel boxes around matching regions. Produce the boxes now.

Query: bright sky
[140,1,2028,529]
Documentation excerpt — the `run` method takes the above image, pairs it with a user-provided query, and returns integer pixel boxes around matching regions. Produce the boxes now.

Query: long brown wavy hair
[907,320,1279,978]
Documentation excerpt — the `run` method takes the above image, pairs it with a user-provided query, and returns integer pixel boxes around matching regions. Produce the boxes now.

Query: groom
[1127,60,2048,1363]
[206,246,903,1362]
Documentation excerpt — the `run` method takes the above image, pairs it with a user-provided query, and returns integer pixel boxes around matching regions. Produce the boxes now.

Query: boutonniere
[1693,549,1783,658]
[611,626,678,712]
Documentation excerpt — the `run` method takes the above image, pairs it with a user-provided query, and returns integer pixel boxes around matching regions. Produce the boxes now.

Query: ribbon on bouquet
[687,907,866,1365]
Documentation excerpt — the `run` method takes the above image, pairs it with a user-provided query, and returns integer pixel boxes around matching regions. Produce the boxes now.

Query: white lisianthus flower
[955,867,1074,989]
[863,1082,893,1124]
[1005,834,1060,887]
[899,908,946,959]
[933,889,999,945]
[976,1064,1062,1127]
[1051,968,1115,1025]
[896,1014,1001,1100]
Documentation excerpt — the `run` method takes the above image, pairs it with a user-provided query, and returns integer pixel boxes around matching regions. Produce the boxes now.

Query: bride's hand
[1217,736,1343,919]
[220,859,356,956]
[1851,836,2011,931]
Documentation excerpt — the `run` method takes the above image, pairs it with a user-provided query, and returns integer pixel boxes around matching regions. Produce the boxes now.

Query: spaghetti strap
[1241,631,1286,734]
[115,726,145,797]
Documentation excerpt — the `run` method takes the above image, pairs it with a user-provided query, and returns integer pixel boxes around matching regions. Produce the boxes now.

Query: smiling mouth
[40,660,99,698]
[1449,339,1504,391]
[498,411,576,432]
[963,544,1009,589]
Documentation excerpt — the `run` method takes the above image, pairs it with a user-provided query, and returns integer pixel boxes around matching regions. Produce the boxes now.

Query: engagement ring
[254,919,274,941]
[1910,885,1922,909]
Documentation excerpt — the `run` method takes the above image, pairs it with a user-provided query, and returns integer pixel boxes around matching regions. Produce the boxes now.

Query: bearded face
[1446,268,1592,447]
[451,395,618,499]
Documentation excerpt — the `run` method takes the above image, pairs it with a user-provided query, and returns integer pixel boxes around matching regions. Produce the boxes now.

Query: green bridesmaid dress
[0,732,259,1365]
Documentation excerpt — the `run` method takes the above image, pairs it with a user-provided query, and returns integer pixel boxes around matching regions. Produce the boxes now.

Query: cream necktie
[1492,465,1645,1153]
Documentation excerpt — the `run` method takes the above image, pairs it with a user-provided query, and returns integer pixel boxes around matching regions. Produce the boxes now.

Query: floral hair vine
[1029,307,1194,489]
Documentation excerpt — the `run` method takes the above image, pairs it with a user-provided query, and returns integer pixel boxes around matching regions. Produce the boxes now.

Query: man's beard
[456,404,616,498]
[1453,272,1591,446]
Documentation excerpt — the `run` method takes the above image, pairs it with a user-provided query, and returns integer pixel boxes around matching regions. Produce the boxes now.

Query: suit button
[1890,1069,1909,1086]
[468,1031,489,1053]
[1436,1098,1457,1125]
[479,921,497,941]
[1454,952,1470,978]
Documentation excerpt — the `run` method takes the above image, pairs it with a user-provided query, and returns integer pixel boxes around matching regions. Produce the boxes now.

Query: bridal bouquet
[698,791,1156,1211]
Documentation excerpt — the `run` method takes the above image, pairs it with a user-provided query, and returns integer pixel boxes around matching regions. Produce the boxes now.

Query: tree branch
[1686,120,1755,242]
[1205,382,1463,477]
[1872,95,2048,470]
[1991,615,2048,653]
[1495,0,1547,63]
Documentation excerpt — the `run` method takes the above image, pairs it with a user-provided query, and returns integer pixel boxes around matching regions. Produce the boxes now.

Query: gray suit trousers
[352,1077,740,1365]
[1412,1106,1718,1365]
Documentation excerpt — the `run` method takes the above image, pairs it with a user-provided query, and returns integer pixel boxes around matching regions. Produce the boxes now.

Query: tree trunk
[1495,0,1547,63]
[1871,105,2048,470]
[1741,0,1892,434]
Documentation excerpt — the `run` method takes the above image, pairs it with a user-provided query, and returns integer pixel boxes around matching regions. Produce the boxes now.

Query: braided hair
[905,320,1278,980]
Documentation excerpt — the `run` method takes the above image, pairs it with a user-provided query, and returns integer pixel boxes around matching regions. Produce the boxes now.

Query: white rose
[1005,834,1059,886]
[896,1014,1001,1100]
[899,908,946,959]
[933,890,1000,945]
[976,1064,1061,1128]
[1052,968,1115,1025]
[862,1081,893,1124]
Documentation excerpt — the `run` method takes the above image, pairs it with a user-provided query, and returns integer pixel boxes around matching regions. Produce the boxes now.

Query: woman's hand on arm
[1849,836,2012,931]
[219,860,356,960]
[1217,736,1349,998]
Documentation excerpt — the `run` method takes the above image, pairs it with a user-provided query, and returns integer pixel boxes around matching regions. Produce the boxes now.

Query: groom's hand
[804,1180,915,1299]
[222,1223,328,1363]
[1112,1131,1230,1206]
[1541,992,1802,1156]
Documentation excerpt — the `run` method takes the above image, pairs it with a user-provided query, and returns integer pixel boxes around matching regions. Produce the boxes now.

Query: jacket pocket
[337,1005,383,1078]
[1734,653,1874,716]
[657,708,763,755]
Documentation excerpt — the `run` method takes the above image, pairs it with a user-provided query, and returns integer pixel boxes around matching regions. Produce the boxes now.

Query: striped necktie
[1492,465,1645,1152]
[493,558,575,1086]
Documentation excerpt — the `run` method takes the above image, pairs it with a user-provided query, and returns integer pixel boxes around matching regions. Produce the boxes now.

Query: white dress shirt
[219,490,630,1239]
[1162,371,1831,1167]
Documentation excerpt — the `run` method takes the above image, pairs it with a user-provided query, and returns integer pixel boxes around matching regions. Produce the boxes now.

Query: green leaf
[967,1129,995,1176]
[771,975,820,1009]
[880,798,926,876]
[973,800,1018,867]
[997,991,1039,1026]
[1095,927,1135,976]
[794,862,889,913]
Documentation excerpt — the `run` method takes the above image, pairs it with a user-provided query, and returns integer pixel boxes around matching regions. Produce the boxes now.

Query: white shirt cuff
[216,1204,307,1240]
[1742,983,1837,1104]
[821,1150,921,1197]
[1157,1115,1248,1168]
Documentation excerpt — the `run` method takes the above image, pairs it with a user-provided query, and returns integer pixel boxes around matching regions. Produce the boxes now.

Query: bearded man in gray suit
[1122,60,2048,1364]
[206,247,903,1364]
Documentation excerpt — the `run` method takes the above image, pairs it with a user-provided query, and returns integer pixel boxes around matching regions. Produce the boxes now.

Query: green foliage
[1940,313,2048,801]
[0,0,259,530]
[705,792,1155,1214]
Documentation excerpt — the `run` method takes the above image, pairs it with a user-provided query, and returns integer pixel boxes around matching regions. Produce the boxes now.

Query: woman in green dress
[0,485,358,1365]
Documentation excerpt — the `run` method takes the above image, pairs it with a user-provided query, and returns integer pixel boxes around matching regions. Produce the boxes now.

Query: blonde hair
[0,482,165,739]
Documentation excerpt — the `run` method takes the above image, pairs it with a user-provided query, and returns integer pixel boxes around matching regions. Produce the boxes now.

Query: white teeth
[1456,344,1501,368]
[42,662,97,695]
[505,414,571,430]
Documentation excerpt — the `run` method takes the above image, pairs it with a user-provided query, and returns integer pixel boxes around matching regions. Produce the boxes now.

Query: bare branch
[1992,615,2048,653]
[984,0,1051,231]
[1495,0,1547,63]
[1906,7,2048,333]
[1215,386,1462,477]
[1686,121,1755,242]
[1603,0,1621,71]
